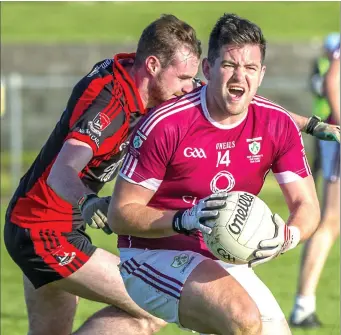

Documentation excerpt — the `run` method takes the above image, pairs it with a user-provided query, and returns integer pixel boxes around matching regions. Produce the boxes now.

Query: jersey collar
[113,53,146,115]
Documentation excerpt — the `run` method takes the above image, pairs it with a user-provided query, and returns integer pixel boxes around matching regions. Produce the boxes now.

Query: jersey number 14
[216,150,231,167]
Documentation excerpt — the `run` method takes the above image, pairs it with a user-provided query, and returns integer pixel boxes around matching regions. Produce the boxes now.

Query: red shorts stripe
[29,228,91,278]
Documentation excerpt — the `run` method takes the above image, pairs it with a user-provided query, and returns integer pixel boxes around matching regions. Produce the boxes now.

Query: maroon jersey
[8,53,146,231]
[118,86,311,258]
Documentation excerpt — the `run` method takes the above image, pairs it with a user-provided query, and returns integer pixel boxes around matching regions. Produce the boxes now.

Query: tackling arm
[289,111,340,143]
[47,138,112,233]
[47,138,93,205]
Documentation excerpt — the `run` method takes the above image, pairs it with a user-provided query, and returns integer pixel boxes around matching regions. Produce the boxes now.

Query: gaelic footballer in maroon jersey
[118,85,311,256]
[110,14,320,334]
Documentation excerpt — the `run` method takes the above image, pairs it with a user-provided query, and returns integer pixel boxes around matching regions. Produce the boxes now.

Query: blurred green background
[2,1,340,43]
[1,2,340,335]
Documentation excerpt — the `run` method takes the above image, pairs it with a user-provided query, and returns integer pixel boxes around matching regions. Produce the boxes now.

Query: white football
[203,191,276,265]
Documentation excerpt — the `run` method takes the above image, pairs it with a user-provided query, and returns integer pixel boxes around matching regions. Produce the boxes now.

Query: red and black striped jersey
[8,53,146,230]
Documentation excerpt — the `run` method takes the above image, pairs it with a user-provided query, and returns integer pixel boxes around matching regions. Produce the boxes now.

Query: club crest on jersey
[92,112,111,131]
[171,253,189,268]
[249,141,261,155]
[246,137,263,163]
[133,135,143,148]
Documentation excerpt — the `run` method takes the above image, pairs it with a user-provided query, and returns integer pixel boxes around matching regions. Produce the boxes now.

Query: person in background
[309,33,340,180]
[290,35,340,329]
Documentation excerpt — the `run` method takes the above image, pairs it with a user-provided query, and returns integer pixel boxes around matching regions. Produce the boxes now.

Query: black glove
[303,115,340,142]
[78,194,113,235]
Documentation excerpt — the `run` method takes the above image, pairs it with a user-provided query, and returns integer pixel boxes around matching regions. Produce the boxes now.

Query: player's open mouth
[228,86,245,100]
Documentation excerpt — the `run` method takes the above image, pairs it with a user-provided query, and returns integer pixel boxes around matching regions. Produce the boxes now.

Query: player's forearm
[109,203,177,238]
[47,165,93,206]
[286,201,320,242]
[288,111,308,131]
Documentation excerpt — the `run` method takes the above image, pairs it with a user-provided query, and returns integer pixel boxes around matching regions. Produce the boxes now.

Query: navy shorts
[4,219,97,289]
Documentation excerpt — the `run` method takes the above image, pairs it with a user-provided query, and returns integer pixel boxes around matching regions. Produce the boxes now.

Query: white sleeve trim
[118,172,162,192]
[274,171,303,184]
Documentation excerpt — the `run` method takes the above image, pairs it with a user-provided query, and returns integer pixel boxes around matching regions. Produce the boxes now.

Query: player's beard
[149,72,171,106]
[226,100,247,115]
[222,92,248,116]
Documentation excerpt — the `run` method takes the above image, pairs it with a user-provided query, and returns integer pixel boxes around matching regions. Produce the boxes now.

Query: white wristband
[287,226,301,251]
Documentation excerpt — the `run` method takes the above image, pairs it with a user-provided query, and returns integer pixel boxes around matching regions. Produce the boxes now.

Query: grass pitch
[1,2,340,43]
[1,2,340,334]
[1,174,339,335]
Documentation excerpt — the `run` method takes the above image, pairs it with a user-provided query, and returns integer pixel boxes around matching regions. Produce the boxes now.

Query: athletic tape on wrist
[172,210,190,235]
[287,226,301,251]
[306,116,321,135]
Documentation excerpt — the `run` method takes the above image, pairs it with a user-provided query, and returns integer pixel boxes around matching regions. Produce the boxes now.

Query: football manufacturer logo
[93,112,111,131]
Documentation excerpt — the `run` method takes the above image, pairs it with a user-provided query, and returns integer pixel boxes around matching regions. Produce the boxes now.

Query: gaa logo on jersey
[93,112,111,131]
[133,135,143,148]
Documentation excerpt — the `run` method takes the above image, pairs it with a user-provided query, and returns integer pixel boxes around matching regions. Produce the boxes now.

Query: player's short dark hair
[208,13,266,65]
[135,14,202,68]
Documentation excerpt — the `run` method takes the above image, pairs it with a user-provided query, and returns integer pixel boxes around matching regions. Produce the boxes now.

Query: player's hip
[4,219,96,289]
[7,198,85,231]
[118,248,285,325]
[118,234,216,259]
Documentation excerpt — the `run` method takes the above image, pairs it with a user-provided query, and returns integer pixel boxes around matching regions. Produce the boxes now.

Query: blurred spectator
[0,81,5,117]
[290,33,340,329]
[309,32,340,180]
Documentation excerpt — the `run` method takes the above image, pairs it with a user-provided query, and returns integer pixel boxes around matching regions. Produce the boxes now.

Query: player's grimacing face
[204,44,266,116]
[150,47,200,105]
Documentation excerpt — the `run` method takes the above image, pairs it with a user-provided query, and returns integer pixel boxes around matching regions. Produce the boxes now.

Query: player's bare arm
[109,176,176,238]
[279,175,320,240]
[288,112,309,131]
[110,175,227,238]
[250,176,320,267]
[47,138,112,232]
[289,111,340,143]
[47,138,94,205]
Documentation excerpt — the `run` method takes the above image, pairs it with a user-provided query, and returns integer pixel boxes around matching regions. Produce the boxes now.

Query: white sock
[292,295,316,322]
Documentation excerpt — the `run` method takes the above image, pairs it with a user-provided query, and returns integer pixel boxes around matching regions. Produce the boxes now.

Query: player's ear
[258,65,266,87]
[202,58,211,81]
[145,56,161,77]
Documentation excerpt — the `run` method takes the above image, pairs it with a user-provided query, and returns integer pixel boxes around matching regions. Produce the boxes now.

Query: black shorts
[4,220,97,289]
